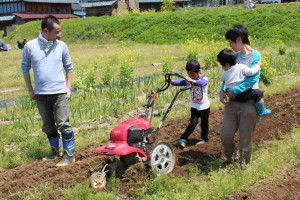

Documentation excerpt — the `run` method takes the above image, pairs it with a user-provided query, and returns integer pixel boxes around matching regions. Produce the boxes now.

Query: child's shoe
[196,138,206,145]
[255,102,271,116]
[178,139,187,148]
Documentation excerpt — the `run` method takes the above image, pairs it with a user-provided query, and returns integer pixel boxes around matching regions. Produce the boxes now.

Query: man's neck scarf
[38,33,54,53]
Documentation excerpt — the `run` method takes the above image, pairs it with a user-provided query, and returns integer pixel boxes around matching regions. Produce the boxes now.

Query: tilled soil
[1,87,300,200]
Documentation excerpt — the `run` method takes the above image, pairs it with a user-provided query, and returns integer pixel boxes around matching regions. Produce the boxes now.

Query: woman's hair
[225,24,250,45]
[41,15,60,31]
[217,48,237,67]
[186,59,201,72]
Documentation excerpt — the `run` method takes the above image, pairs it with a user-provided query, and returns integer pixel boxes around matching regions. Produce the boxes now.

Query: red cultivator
[90,73,192,189]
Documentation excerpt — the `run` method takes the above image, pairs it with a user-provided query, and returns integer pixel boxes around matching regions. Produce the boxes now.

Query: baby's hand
[257,61,262,69]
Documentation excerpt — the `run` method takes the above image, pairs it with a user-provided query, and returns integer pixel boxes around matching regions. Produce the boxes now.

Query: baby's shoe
[255,102,271,116]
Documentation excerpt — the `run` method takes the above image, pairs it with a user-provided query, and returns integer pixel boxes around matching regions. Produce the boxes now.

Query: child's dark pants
[180,107,210,142]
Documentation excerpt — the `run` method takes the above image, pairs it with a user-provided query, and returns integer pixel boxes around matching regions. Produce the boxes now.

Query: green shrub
[118,49,135,86]
[185,37,200,61]
[260,52,277,86]
[161,51,173,74]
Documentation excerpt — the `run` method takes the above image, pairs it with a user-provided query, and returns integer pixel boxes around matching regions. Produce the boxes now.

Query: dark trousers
[180,107,210,141]
[234,89,263,103]
[36,93,72,138]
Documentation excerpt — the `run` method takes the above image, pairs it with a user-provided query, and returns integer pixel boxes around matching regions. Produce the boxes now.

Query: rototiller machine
[90,73,192,189]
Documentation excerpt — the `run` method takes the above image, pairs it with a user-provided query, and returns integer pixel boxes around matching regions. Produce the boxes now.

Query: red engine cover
[110,117,152,142]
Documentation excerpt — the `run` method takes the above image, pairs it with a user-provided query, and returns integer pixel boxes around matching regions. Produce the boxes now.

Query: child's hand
[165,77,173,84]
[185,77,195,84]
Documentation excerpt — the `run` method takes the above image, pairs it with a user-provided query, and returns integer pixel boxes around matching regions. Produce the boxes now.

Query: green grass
[4,3,300,45]
[0,43,185,90]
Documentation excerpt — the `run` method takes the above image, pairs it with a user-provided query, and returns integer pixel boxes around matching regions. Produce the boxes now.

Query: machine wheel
[150,142,175,174]
[90,172,107,190]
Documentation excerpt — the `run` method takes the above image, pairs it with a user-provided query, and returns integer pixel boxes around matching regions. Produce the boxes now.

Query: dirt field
[1,87,300,200]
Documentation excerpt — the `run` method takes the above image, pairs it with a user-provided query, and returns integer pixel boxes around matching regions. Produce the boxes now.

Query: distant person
[247,0,254,9]
[0,39,8,51]
[217,48,271,116]
[21,15,75,167]
[166,59,210,148]
[17,41,24,49]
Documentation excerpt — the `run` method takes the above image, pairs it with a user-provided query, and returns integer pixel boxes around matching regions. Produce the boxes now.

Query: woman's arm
[230,72,260,95]
[230,51,261,95]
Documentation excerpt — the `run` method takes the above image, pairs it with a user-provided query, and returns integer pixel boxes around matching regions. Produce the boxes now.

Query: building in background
[74,0,139,17]
[0,0,79,35]
[138,0,162,11]
[0,0,25,33]
[0,0,139,34]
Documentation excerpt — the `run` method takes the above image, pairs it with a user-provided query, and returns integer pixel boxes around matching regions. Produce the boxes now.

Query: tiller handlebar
[144,72,193,144]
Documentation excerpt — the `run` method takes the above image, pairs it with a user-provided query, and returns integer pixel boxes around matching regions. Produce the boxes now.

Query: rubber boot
[43,136,63,161]
[56,131,75,167]
[255,102,271,116]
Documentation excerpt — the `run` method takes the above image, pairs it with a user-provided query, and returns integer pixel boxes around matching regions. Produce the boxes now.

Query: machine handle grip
[180,84,193,91]
[171,72,193,91]
[157,72,194,93]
